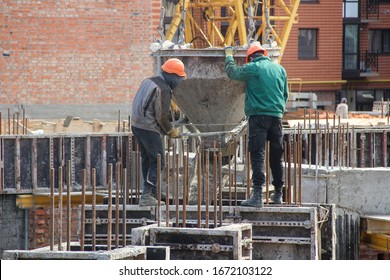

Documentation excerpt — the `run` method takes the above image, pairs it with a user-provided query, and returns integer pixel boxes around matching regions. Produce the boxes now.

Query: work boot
[139,185,165,206]
[271,187,283,205]
[151,186,167,201]
[241,186,263,207]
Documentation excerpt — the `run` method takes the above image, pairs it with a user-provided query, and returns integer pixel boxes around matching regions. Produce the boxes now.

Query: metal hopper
[153,49,247,136]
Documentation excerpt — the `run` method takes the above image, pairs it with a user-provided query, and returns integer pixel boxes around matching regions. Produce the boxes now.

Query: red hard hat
[161,58,187,77]
[246,45,268,63]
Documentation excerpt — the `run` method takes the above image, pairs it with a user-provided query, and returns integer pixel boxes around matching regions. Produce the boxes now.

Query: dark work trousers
[248,115,284,190]
[131,126,165,190]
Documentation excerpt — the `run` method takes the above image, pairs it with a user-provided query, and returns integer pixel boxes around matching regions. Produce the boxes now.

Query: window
[342,0,359,19]
[344,24,359,70]
[298,29,317,59]
[369,29,390,54]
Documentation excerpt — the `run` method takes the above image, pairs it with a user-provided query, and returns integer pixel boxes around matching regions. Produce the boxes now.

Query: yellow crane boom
[163,0,300,63]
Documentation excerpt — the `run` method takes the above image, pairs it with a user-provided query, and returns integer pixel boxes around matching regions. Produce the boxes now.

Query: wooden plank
[361,232,390,253]
[361,215,390,234]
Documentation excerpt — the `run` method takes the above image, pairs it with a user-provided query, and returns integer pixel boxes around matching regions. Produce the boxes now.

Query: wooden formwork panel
[148,223,252,260]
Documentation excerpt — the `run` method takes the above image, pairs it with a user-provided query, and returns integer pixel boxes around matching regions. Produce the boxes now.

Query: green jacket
[225,55,289,119]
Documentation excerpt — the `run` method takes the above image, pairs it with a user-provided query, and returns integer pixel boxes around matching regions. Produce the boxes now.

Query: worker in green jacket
[224,44,289,207]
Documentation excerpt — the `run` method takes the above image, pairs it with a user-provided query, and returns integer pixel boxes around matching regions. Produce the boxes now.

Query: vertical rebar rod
[58,166,63,251]
[115,162,120,248]
[183,154,187,228]
[337,118,341,168]
[233,140,237,205]
[382,130,388,167]
[81,169,86,251]
[283,140,287,204]
[107,164,113,250]
[228,142,232,206]
[15,137,20,191]
[330,116,335,169]
[205,149,210,228]
[128,136,133,205]
[346,123,350,167]
[165,151,170,227]
[287,135,292,204]
[50,168,55,251]
[135,143,140,204]
[265,141,270,204]
[298,125,303,206]
[22,108,26,135]
[325,113,329,169]
[157,153,162,227]
[352,126,355,168]
[342,125,346,167]
[92,168,96,251]
[213,151,217,228]
[218,151,223,227]
[7,108,10,135]
[308,112,312,167]
[86,136,91,190]
[66,160,71,251]
[197,149,202,228]
[122,168,127,247]
[293,129,297,204]
[175,153,180,227]
[172,143,177,207]
[117,110,121,132]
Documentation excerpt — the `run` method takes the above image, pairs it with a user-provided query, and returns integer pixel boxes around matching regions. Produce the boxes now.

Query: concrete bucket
[153,49,246,144]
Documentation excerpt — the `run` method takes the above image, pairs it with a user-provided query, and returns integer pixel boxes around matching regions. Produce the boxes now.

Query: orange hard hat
[246,45,268,63]
[161,58,187,77]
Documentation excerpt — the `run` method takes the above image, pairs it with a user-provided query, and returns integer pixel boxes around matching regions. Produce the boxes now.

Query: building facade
[0,0,389,117]
[284,0,390,112]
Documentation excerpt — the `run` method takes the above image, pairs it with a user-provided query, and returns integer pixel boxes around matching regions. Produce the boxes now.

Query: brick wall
[0,0,161,105]
[29,206,80,250]
[283,0,344,93]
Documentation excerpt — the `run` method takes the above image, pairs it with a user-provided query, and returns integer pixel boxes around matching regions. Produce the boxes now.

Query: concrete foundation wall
[300,166,390,259]
[0,195,27,259]
[301,166,390,215]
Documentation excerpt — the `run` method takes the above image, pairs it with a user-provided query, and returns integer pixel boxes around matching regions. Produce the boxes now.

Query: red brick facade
[0,0,161,105]
[283,0,344,92]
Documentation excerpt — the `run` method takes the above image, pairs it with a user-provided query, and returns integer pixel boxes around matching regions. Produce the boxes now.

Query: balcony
[361,0,380,23]
[359,51,379,77]
[342,51,379,79]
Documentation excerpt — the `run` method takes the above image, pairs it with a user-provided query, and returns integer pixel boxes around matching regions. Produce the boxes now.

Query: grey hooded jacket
[131,74,173,135]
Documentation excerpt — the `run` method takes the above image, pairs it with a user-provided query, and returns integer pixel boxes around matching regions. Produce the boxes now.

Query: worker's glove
[224,46,234,57]
[168,128,181,138]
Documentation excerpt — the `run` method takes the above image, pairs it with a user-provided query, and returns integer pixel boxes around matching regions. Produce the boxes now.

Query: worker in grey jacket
[131,58,186,206]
